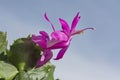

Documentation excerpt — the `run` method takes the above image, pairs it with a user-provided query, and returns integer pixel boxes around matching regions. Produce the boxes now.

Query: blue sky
[0,0,120,80]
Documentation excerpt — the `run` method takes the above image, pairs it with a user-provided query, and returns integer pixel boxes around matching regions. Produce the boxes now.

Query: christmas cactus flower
[32,12,94,67]
[32,31,53,68]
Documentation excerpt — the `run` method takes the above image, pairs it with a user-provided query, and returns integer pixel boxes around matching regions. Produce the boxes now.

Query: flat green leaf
[14,71,30,80]
[28,62,55,80]
[0,61,18,80]
[0,31,7,54]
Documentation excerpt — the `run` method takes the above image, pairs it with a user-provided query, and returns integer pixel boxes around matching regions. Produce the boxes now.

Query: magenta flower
[32,12,94,68]
[44,12,94,60]
[32,31,53,68]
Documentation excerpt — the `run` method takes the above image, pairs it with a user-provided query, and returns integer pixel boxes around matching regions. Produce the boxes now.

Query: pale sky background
[0,0,120,80]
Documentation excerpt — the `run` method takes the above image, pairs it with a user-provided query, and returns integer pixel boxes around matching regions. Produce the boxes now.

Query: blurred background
[0,0,120,80]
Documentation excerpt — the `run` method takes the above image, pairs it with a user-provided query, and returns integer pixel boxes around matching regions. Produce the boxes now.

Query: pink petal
[35,49,53,68]
[39,31,50,40]
[71,12,80,33]
[47,39,62,48]
[40,54,45,61]
[44,13,55,31]
[48,37,71,49]
[44,13,50,22]
[54,46,69,60]
[32,35,47,48]
[59,18,70,36]
[71,27,94,36]
[51,31,68,41]
[48,39,70,49]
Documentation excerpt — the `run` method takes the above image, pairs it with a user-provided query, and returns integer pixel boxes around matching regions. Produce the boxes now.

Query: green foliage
[14,71,30,80]
[0,31,57,80]
[28,62,55,80]
[13,62,55,80]
[0,61,18,80]
[0,32,7,54]
[0,32,7,61]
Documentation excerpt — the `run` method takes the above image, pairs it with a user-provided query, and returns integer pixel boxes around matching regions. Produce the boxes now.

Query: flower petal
[35,49,53,68]
[44,13,55,31]
[47,31,69,48]
[32,35,47,48]
[59,18,70,36]
[51,31,68,41]
[39,31,50,40]
[47,39,62,48]
[48,39,70,49]
[71,27,94,36]
[71,12,80,33]
[54,46,69,60]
